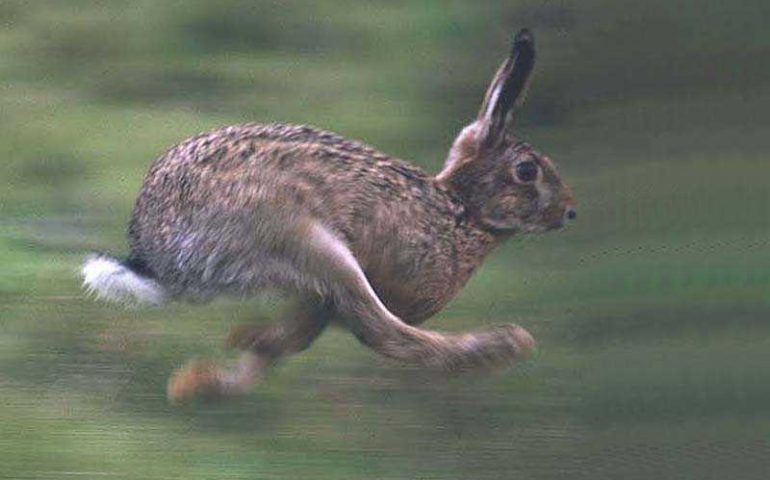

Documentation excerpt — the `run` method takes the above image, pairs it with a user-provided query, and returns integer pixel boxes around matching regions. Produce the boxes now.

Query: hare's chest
[372,277,459,324]
[351,210,493,324]
[365,257,477,325]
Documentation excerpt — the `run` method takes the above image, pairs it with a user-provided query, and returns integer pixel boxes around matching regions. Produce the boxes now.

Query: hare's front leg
[225,298,333,360]
[305,223,536,370]
[167,298,332,403]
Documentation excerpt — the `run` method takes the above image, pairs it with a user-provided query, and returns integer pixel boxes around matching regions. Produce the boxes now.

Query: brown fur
[85,30,576,402]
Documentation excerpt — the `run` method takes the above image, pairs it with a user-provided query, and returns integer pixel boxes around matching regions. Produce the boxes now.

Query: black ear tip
[510,28,535,60]
[513,28,534,48]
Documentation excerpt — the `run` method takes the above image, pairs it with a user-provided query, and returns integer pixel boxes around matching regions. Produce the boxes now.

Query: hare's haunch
[82,29,576,403]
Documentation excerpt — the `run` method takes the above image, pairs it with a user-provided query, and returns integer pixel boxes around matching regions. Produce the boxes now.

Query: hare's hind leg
[304,222,536,371]
[167,298,332,403]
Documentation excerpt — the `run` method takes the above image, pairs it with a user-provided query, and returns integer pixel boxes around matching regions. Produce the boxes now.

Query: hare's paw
[507,325,536,360]
[167,359,226,403]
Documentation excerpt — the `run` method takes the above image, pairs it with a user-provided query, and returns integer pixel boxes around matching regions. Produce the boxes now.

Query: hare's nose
[564,207,577,222]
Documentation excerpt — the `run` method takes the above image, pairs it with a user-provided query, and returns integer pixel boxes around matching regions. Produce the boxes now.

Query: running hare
[82,29,576,402]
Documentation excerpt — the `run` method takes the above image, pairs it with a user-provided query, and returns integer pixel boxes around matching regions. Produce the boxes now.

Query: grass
[0,1,768,479]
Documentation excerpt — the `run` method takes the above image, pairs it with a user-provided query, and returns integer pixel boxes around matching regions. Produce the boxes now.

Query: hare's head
[436,30,575,234]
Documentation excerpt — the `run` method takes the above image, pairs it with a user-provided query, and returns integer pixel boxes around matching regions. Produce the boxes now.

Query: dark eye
[515,161,538,182]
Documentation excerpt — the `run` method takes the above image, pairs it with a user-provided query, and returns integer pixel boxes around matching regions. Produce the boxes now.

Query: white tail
[81,255,166,307]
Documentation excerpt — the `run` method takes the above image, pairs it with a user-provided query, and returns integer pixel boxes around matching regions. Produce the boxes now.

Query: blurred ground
[0,1,768,479]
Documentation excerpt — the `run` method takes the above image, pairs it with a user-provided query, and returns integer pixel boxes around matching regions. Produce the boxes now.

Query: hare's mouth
[530,207,575,233]
[520,219,564,234]
[546,218,567,231]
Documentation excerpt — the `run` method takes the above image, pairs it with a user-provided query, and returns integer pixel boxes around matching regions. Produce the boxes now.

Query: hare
[82,29,576,402]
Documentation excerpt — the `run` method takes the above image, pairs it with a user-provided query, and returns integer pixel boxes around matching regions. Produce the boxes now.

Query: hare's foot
[507,325,537,360]
[167,353,267,403]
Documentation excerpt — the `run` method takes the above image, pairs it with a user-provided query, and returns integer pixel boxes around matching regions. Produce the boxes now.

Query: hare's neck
[434,181,504,285]
[451,220,503,281]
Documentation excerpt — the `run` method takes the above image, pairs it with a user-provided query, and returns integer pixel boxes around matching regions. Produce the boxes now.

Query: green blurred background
[1,1,768,478]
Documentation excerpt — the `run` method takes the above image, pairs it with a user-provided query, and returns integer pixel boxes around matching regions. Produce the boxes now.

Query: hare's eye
[515,161,538,182]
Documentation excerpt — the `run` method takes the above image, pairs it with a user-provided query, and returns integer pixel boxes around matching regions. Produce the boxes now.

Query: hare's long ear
[477,29,536,148]
[436,29,535,184]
